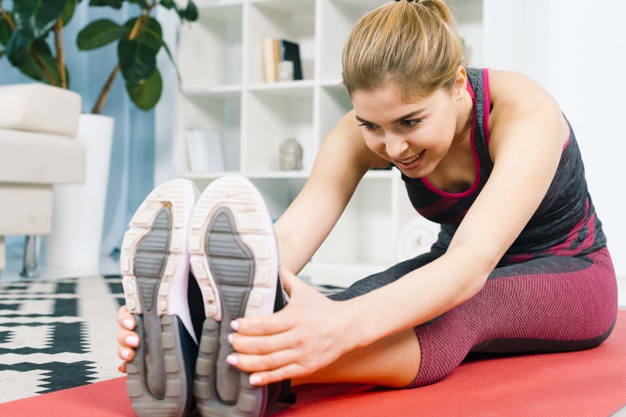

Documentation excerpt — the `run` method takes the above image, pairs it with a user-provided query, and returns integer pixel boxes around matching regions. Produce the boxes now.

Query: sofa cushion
[0,128,85,184]
[0,184,53,235]
[0,84,81,137]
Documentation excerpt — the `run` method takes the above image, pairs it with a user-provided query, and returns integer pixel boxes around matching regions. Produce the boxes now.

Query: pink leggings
[329,248,618,387]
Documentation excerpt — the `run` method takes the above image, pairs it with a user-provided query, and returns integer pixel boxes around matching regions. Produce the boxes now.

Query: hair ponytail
[342,0,465,100]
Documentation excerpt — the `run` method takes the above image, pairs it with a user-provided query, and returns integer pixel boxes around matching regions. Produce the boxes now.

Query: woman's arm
[115,109,386,369]
[338,69,567,348]
[274,109,389,275]
[231,70,567,384]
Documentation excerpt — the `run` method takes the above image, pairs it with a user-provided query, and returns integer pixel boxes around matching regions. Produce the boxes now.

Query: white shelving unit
[170,0,484,287]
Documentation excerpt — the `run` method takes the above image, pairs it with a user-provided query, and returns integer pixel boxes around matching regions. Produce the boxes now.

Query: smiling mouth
[396,150,425,168]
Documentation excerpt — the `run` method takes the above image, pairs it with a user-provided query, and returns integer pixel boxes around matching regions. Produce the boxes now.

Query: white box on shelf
[186,128,226,173]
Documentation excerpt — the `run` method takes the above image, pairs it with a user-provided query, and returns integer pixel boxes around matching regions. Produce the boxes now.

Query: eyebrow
[355,109,425,125]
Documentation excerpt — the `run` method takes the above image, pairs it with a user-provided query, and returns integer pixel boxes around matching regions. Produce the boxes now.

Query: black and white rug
[0,274,345,404]
[0,275,124,403]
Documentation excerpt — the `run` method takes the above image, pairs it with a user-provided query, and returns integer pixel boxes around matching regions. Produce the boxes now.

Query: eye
[358,122,378,131]
[399,119,421,128]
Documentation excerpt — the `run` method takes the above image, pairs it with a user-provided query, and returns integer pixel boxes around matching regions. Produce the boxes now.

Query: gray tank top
[400,67,606,263]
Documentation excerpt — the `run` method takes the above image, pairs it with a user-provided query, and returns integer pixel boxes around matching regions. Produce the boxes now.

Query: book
[262,37,303,82]
[262,37,279,83]
[278,39,303,80]
[186,128,225,172]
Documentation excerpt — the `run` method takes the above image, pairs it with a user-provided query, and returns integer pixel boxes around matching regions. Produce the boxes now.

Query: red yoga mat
[2,310,625,417]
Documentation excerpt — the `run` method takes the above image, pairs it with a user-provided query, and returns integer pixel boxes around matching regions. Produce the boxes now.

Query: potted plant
[0,0,198,112]
[0,0,198,275]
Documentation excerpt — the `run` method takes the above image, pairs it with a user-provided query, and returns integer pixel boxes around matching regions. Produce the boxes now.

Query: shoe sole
[120,179,198,417]
[189,176,279,417]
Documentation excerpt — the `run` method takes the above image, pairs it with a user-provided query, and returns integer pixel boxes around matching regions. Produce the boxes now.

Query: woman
[117,1,617,416]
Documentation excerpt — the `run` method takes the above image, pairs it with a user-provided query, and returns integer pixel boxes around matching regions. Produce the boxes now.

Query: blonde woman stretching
[116,1,617,416]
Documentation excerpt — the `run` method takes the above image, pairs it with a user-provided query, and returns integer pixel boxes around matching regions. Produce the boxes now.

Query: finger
[226,349,295,374]
[248,363,305,387]
[117,329,140,348]
[233,309,293,336]
[279,268,297,296]
[118,362,127,373]
[117,305,136,330]
[118,345,136,363]
[230,331,294,355]
[280,270,313,300]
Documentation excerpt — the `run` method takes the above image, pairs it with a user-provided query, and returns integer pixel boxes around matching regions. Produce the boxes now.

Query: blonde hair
[342,0,465,100]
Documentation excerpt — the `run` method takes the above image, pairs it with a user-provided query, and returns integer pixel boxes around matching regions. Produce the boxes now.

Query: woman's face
[351,81,467,179]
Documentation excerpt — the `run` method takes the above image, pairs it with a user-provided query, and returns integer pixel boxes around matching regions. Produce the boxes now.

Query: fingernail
[123,319,134,330]
[226,355,238,366]
[121,349,130,360]
[125,335,139,346]
[228,333,234,345]
[249,375,262,385]
[230,320,239,331]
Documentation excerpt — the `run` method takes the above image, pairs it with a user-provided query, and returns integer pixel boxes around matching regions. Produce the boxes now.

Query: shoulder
[487,69,559,111]
[484,69,567,158]
[486,70,563,136]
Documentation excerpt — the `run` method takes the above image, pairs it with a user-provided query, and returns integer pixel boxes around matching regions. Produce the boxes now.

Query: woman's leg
[411,248,617,387]
[284,250,445,387]
[292,248,617,389]
[293,327,421,388]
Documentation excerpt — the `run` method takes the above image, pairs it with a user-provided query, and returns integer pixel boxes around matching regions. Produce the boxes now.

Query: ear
[452,66,467,99]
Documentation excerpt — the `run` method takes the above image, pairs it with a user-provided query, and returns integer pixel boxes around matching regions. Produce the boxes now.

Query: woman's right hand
[117,305,139,373]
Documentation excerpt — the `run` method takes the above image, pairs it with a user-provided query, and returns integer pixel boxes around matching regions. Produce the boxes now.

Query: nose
[384,133,409,160]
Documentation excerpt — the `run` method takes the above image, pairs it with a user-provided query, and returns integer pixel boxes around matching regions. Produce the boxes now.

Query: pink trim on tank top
[483,68,491,146]
[563,133,571,150]
[420,73,481,199]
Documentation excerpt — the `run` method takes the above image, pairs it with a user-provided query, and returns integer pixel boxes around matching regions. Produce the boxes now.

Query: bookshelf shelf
[169,0,484,286]
[247,81,316,96]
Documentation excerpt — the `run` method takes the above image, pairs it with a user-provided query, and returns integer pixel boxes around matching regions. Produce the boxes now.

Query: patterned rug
[0,274,344,404]
[0,275,125,403]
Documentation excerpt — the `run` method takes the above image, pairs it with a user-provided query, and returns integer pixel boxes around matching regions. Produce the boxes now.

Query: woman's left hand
[227,268,357,386]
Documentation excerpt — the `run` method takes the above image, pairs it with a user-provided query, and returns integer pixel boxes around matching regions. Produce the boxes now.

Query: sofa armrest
[0,84,82,137]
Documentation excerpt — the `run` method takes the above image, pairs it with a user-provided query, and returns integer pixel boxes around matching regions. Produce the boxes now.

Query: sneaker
[188,176,291,417]
[120,179,200,417]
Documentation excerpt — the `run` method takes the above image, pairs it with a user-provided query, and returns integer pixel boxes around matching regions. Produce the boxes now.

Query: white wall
[484,0,626,277]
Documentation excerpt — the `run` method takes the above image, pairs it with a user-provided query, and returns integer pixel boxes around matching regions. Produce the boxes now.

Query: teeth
[400,153,420,164]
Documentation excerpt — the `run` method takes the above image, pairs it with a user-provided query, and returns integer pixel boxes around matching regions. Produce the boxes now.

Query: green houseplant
[0,0,198,113]
[0,0,198,274]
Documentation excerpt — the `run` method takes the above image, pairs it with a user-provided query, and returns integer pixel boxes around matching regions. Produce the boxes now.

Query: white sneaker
[188,176,287,417]
[120,178,200,417]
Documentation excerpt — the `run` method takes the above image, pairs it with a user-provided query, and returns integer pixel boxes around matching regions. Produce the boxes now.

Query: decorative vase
[279,138,303,170]
[44,113,114,277]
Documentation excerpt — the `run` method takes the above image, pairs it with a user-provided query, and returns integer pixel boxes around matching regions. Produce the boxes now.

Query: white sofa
[0,84,85,276]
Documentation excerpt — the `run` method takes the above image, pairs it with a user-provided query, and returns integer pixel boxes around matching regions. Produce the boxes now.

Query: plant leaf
[16,39,62,85]
[182,1,199,22]
[118,37,157,84]
[89,0,124,9]
[129,0,150,9]
[13,0,66,39]
[126,68,162,111]
[124,17,161,54]
[159,0,175,10]
[61,0,79,27]
[6,30,30,66]
[142,25,181,82]
[77,19,129,50]
[0,13,12,46]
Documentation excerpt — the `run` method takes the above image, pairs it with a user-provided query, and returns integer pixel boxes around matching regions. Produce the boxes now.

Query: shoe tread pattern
[190,176,278,417]
[120,179,197,417]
